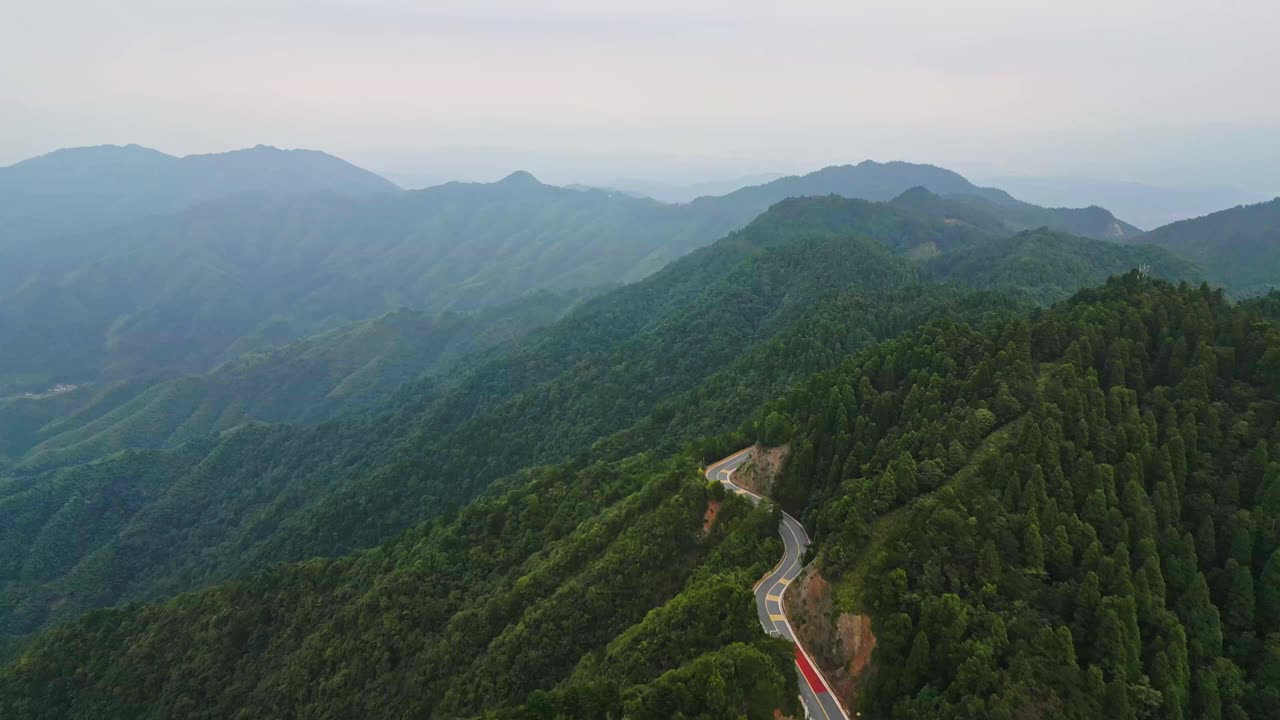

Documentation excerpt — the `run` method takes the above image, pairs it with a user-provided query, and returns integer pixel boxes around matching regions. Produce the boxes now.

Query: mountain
[925,227,1202,302]
[0,144,398,245]
[590,173,788,203]
[764,276,1280,719]
[709,161,993,205]
[703,161,1143,241]
[3,275,1273,718]
[0,290,584,473]
[1137,197,1280,296]
[944,193,1141,241]
[0,454,800,720]
[0,192,1201,658]
[986,175,1269,229]
[0,174,740,394]
[0,196,939,649]
[0,157,1144,396]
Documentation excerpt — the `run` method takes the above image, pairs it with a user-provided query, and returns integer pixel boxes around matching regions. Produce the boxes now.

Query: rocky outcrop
[733,443,789,496]
[784,565,877,704]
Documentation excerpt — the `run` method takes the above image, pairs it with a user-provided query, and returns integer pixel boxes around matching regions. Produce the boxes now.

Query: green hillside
[925,228,1202,302]
[0,175,737,393]
[0,455,797,719]
[3,276,1271,719]
[1241,290,1280,322]
[1138,198,1280,296]
[0,196,946,648]
[756,276,1280,718]
[0,195,1199,663]
[0,290,584,472]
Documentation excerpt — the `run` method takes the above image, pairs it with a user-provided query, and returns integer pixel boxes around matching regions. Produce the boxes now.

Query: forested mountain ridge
[0,179,725,394]
[0,455,800,719]
[0,192,1201,657]
[0,290,585,473]
[0,189,1172,650]
[0,144,397,246]
[3,277,1270,719]
[1137,197,1280,297]
[0,195,945,650]
[0,152,1148,396]
[1241,291,1280,322]
[747,276,1280,718]
[926,227,1203,302]
[706,161,1143,241]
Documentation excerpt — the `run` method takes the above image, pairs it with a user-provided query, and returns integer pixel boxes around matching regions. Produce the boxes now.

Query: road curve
[706,449,850,720]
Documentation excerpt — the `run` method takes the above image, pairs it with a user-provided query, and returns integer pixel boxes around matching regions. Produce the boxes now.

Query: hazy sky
[4,0,1279,191]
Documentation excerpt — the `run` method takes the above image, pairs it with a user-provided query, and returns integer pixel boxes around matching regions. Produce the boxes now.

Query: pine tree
[904,630,932,691]
[1096,607,1128,678]
[1224,559,1256,637]
[1196,515,1218,568]
[896,451,919,500]
[1196,667,1223,720]
[1258,549,1280,632]
[1024,523,1046,574]
[1055,626,1078,669]
[1106,678,1136,720]
[979,539,1002,580]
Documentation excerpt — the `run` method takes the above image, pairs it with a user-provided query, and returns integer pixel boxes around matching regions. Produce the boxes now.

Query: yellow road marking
[766,593,781,601]
[769,613,786,621]
[777,577,791,586]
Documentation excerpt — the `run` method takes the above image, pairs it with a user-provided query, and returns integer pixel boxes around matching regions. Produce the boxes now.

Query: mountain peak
[498,170,541,185]
[892,185,941,202]
[6,143,173,170]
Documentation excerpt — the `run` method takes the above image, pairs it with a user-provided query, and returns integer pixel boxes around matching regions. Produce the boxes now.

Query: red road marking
[795,647,827,693]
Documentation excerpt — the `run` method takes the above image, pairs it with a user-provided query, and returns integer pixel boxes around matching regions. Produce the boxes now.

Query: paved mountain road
[706,449,851,720]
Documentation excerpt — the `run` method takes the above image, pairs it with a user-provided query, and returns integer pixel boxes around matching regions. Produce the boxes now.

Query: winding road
[706,449,850,720]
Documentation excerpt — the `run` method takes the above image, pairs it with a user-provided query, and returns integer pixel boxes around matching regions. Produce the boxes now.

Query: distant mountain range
[0,144,398,245]
[584,173,788,203]
[0,170,740,393]
[697,162,1143,241]
[0,148,1156,395]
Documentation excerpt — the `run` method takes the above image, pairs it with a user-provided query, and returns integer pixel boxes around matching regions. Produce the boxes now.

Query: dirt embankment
[701,498,722,533]
[784,565,877,704]
[732,443,789,495]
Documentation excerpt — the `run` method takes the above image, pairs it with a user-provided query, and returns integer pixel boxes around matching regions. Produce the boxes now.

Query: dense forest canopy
[1,142,1274,720]
[4,275,1275,720]
[0,195,982,650]
[0,455,797,719]
[755,276,1280,719]
[925,228,1202,303]
[0,290,585,474]
[0,189,1203,655]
